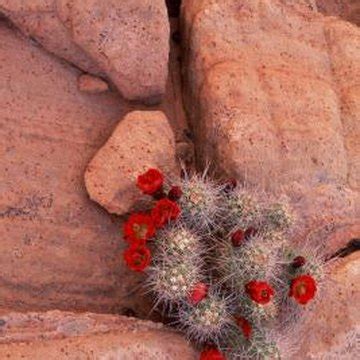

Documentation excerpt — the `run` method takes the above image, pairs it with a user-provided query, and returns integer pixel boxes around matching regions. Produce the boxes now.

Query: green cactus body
[137,171,327,359]
[179,292,231,343]
[148,260,201,303]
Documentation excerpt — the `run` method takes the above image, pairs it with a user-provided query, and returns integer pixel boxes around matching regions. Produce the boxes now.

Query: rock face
[0,23,151,316]
[85,111,178,216]
[181,0,360,253]
[296,252,360,359]
[0,0,170,102]
[0,310,197,359]
[316,0,360,26]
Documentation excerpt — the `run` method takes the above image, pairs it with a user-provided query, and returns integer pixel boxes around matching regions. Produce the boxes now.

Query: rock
[78,74,109,93]
[0,23,150,315]
[316,0,360,26]
[0,310,198,359]
[85,111,178,216]
[295,252,360,359]
[181,0,360,253]
[0,0,170,102]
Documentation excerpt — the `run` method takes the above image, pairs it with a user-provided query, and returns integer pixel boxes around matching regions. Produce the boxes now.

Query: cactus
[179,171,224,232]
[178,289,232,344]
[225,326,282,360]
[123,169,328,359]
[214,230,283,294]
[147,258,203,304]
[155,224,204,260]
[224,186,263,229]
[262,201,294,232]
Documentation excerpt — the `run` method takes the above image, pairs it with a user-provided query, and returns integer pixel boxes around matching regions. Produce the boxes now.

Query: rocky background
[0,0,359,359]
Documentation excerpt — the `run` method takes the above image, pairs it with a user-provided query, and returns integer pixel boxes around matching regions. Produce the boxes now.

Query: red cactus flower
[200,348,226,360]
[151,198,180,228]
[168,186,183,201]
[289,274,317,305]
[292,256,306,269]
[123,213,155,244]
[188,282,208,305]
[245,281,275,305]
[235,316,252,340]
[231,229,245,247]
[244,227,257,240]
[137,168,164,195]
[123,243,151,272]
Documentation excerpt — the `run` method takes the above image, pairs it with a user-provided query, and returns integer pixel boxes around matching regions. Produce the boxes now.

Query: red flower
[137,168,164,195]
[151,198,180,228]
[231,229,245,247]
[168,186,183,201]
[188,282,208,305]
[235,316,252,340]
[123,213,155,244]
[123,243,151,272]
[200,348,226,360]
[289,275,317,305]
[292,256,306,269]
[245,281,275,305]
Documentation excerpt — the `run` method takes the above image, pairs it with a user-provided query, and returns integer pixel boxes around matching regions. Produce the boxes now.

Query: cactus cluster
[122,168,328,359]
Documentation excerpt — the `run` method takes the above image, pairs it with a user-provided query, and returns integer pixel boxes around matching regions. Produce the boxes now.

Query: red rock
[0,15,189,316]
[316,0,360,25]
[181,0,360,253]
[0,23,148,315]
[0,310,198,359]
[0,0,170,102]
[77,74,109,94]
[85,111,179,216]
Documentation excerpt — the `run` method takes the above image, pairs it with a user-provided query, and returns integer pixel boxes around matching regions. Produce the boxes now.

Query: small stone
[85,111,178,215]
[78,74,109,93]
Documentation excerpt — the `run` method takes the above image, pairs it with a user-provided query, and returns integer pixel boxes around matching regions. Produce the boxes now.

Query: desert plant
[122,168,328,359]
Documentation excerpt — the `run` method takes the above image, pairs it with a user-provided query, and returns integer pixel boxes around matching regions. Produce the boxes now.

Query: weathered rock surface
[0,23,151,315]
[296,252,360,359]
[316,0,360,26]
[85,111,178,216]
[78,74,109,94]
[181,0,360,253]
[0,0,170,102]
[0,310,197,359]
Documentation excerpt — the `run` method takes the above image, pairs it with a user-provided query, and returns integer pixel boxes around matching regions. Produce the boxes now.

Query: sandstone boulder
[0,0,170,102]
[0,310,197,359]
[316,0,360,26]
[85,111,178,216]
[181,0,360,253]
[0,23,149,315]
